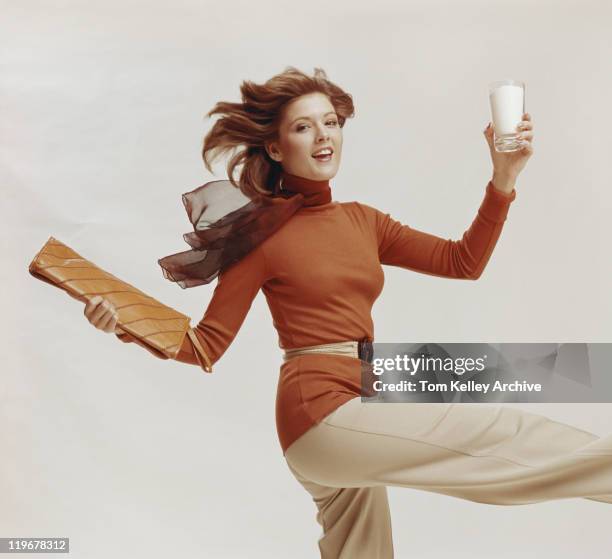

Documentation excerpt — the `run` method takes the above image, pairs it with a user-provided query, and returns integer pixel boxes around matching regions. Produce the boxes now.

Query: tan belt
[282,340,359,362]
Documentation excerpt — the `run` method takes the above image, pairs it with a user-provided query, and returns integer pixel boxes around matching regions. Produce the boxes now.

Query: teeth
[313,149,332,156]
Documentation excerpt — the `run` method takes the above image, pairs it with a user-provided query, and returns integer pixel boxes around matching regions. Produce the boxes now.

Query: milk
[489,83,524,135]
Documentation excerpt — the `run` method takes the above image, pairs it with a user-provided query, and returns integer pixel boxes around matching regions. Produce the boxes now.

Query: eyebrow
[290,111,337,126]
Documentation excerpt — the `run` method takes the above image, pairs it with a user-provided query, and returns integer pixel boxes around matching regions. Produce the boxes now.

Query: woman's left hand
[484,112,534,191]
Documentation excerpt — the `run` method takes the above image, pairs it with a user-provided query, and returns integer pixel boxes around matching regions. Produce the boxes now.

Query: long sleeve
[362,180,516,279]
[116,242,271,372]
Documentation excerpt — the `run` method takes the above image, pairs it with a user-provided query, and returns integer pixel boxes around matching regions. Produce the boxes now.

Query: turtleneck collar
[279,170,332,206]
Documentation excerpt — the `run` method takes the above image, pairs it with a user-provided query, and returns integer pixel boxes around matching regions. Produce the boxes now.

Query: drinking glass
[488,80,525,152]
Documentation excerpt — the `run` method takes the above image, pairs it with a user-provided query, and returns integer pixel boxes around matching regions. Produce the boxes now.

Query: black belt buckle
[358,339,374,364]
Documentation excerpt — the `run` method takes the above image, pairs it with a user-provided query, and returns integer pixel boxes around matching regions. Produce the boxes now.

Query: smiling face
[265,91,343,181]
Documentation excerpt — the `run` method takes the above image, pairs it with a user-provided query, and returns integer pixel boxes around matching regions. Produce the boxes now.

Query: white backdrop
[3,0,612,557]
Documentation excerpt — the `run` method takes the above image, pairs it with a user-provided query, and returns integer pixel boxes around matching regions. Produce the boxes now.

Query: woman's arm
[360,180,516,280]
[116,241,271,373]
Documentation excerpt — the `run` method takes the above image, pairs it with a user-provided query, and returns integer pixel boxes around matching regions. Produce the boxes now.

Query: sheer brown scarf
[158,171,332,288]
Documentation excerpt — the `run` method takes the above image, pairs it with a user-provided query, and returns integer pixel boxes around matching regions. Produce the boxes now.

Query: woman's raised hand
[84,295,123,334]
[484,112,534,193]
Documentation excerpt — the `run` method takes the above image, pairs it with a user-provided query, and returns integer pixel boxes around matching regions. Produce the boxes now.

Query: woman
[85,67,612,559]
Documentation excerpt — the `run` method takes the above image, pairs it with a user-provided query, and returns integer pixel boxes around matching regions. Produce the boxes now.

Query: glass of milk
[488,80,525,152]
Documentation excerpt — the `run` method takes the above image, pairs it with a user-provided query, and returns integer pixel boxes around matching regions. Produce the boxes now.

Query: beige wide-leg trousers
[284,396,612,559]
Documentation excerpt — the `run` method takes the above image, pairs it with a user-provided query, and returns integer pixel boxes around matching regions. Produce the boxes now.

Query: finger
[97,311,115,331]
[523,113,531,120]
[84,295,102,315]
[102,316,118,334]
[90,300,112,323]
[107,313,120,333]
[517,131,533,141]
[484,128,494,147]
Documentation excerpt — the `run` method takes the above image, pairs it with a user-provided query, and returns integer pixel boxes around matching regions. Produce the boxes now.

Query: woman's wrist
[491,173,516,195]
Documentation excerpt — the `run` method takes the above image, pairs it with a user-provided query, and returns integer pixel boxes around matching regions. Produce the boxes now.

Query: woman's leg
[285,459,394,559]
[286,398,612,506]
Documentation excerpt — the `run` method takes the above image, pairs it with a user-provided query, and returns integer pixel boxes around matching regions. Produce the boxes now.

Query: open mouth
[312,149,333,162]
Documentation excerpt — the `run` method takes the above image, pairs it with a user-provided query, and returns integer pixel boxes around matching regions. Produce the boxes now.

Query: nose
[315,123,330,141]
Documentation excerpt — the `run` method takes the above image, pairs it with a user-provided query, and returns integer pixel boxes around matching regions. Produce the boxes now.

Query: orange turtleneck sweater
[117,172,516,454]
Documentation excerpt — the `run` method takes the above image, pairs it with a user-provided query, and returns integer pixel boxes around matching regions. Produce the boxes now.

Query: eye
[296,119,339,132]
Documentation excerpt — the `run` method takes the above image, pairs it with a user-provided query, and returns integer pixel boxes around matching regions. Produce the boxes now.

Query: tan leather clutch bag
[28,236,212,371]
